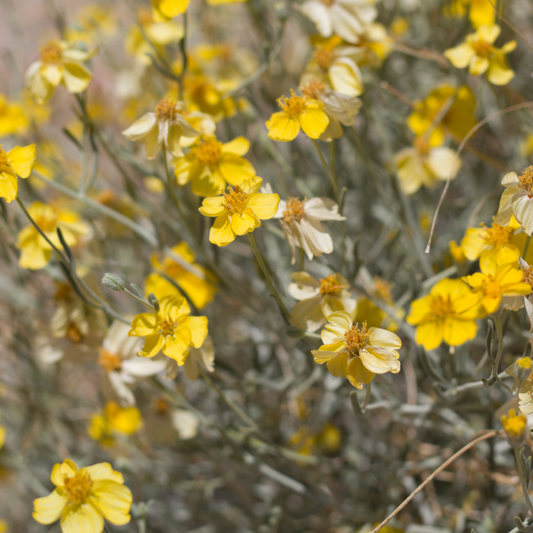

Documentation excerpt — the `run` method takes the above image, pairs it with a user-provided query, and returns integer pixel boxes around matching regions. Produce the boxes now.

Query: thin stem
[122,288,154,310]
[514,444,533,517]
[525,235,531,258]
[311,139,339,202]
[248,233,290,323]
[493,315,504,375]
[362,382,372,409]
[178,12,188,101]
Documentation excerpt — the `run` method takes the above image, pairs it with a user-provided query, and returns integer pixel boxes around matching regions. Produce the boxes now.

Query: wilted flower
[33,460,132,533]
[311,310,401,389]
[274,196,345,262]
[0,143,36,203]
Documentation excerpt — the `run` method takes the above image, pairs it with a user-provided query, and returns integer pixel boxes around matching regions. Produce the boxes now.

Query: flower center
[64,472,93,505]
[344,323,369,356]
[480,276,501,299]
[430,295,454,317]
[191,138,222,167]
[54,283,73,303]
[278,91,306,117]
[314,48,335,71]
[519,166,533,195]
[66,323,83,343]
[221,185,248,215]
[523,266,533,287]
[40,41,63,63]
[98,349,122,372]
[155,98,179,122]
[154,398,171,415]
[301,80,326,100]
[158,315,176,337]
[413,137,431,156]
[472,39,492,58]
[282,197,306,224]
[503,413,527,438]
[35,207,58,233]
[0,145,11,170]
[373,277,393,301]
[483,223,514,247]
[319,274,345,296]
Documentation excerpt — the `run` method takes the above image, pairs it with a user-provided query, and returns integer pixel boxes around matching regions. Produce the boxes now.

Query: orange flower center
[301,80,326,100]
[519,166,533,195]
[221,185,248,215]
[66,323,83,343]
[480,276,501,299]
[191,138,222,167]
[282,197,306,224]
[523,266,533,287]
[344,323,369,356]
[40,41,63,63]
[278,91,306,117]
[64,472,93,505]
[413,137,431,156]
[96,189,117,207]
[154,398,171,414]
[98,349,122,372]
[319,274,345,296]
[472,39,492,58]
[483,223,514,247]
[165,261,185,278]
[158,315,176,337]
[54,283,73,303]
[155,98,179,122]
[430,295,454,317]
[314,48,335,71]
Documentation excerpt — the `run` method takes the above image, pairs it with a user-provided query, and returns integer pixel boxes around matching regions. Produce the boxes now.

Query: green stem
[248,233,290,323]
[514,444,533,517]
[493,315,504,374]
[524,235,531,258]
[311,139,339,202]
[362,382,372,409]
[178,12,188,101]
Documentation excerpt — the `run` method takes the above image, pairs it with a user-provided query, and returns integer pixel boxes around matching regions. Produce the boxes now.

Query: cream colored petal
[360,346,401,374]
[122,113,157,140]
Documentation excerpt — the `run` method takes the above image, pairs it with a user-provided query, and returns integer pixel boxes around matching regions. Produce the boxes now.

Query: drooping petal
[209,214,235,246]
[199,196,225,217]
[0,171,18,203]
[62,60,92,93]
[7,144,36,178]
[163,329,192,365]
[122,113,157,140]
[32,490,67,524]
[182,316,208,348]
[346,356,374,389]
[299,103,329,139]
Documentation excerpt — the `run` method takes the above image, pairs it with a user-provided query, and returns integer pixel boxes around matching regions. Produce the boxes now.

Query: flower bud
[148,293,160,312]
[102,273,125,291]
[501,409,528,445]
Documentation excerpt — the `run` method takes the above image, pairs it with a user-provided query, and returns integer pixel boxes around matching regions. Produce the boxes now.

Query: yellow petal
[129,312,158,337]
[163,329,192,364]
[82,463,124,484]
[230,211,259,235]
[218,155,256,186]
[183,316,208,348]
[0,171,18,203]
[299,104,329,139]
[199,196,225,217]
[7,144,36,178]
[153,0,190,18]
[51,459,78,486]
[221,136,250,156]
[266,112,300,142]
[346,357,374,389]
[326,352,349,378]
[138,334,164,357]
[247,192,280,220]
[444,43,475,69]
[33,490,67,525]
[443,317,478,346]
[62,61,92,94]
[209,213,236,246]
[159,294,191,322]
[90,481,132,526]
[415,320,444,350]
[60,502,104,533]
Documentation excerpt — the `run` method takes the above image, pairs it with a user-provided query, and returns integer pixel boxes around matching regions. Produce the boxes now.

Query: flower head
[311,310,401,389]
[199,176,280,246]
[501,409,527,443]
[0,144,36,203]
[444,0,496,29]
[33,459,132,533]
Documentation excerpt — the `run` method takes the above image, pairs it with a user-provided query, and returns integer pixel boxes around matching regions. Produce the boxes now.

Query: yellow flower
[501,409,527,442]
[199,176,280,246]
[444,25,516,86]
[407,278,482,350]
[17,202,89,270]
[129,294,208,364]
[152,0,190,19]
[147,242,218,309]
[394,137,461,195]
[462,255,532,315]
[88,402,142,445]
[407,85,477,147]
[33,459,132,533]
[0,94,28,136]
[0,413,5,451]
[521,133,533,157]
[182,73,236,120]
[174,135,255,197]
[311,311,401,389]
[449,240,466,263]
[26,40,95,105]
[266,90,329,142]
[444,0,496,29]
[0,144,36,203]
[65,4,117,44]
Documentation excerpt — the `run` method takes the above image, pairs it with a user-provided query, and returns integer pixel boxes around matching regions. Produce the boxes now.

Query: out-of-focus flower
[147,242,218,309]
[266,91,329,142]
[0,143,36,203]
[50,283,91,343]
[407,85,477,147]
[98,321,166,406]
[495,167,533,235]
[274,196,345,262]
[17,202,89,270]
[152,0,190,19]
[390,17,409,37]
[311,310,401,389]
[182,73,236,120]
[407,278,482,350]
[88,401,143,445]
[501,409,527,443]
[171,409,199,439]
[461,255,531,315]
[123,97,199,159]
[521,133,533,158]
[26,40,95,105]
[343,23,393,68]
[0,413,5,451]
[503,257,533,322]
[302,36,364,97]
[289,422,342,456]
[0,95,28,136]
[394,137,460,195]
[66,4,117,44]
[33,459,132,532]
[174,135,255,197]
[289,272,355,331]
[444,0,496,29]
[199,176,279,246]
[449,240,467,263]
[299,0,378,44]
[300,80,361,140]
[444,25,516,86]
[129,294,208,365]
[126,9,183,65]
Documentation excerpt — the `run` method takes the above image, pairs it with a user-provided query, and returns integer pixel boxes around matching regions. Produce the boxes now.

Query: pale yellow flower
[0,143,36,203]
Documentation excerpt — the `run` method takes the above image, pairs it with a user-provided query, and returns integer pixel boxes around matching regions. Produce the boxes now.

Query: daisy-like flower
[299,0,378,44]
[98,321,166,406]
[266,90,329,142]
[198,176,280,247]
[311,311,401,389]
[300,80,361,140]
[394,137,461,195]
[495,166,533,235]
[33,460,132,533]
[302,37,364,97]
[289,272,356,332]
[273,196,345,262]
[129,294,208,365]
[17,202,89,270]
[461,255,532,316]
[88,401,143,446]
[0,143,36,203]
[407,278,483,351]
[122,97,199,159]
[444,25,516,86]
[174,135,255,197]
[26,40,95,105]
[501,409,527,444]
